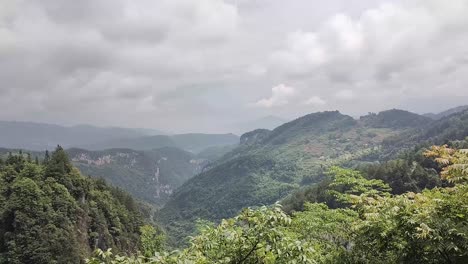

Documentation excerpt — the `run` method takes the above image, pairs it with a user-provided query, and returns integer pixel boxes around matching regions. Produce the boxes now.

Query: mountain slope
[159,110,425,244]
[0,121,162,150]
[0,147,210,206]
[0,121,238,153]
[0,147,145,263]
[77,135,177,151]
[423,105,468,120]
[233,115,288,134]
[68,147,208,206]
[76,133,239,153]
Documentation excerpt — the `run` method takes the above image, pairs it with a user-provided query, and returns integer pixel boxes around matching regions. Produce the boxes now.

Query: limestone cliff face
[68,147,205,206]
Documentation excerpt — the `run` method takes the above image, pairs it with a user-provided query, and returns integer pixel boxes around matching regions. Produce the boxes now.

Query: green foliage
[68,147,204,206]
[89,204,316,263]
[281,144,444,213]
[292,203,358,262]
[326,166,391,206]
[361,158,440,194]
[424,145,468,183]
[88,147,468,263]
[360,109,432,129]
[0,147,145,263]
[160,111,407,244]
[139,225,165,258]
[351,186,468,263]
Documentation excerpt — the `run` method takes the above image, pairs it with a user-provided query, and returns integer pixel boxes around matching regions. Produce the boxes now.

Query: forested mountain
[159,109,468,244]
[0,147,214,206]
[76,135,178,151]
[1,109,467,263]
[89,144,468,263]
[233,115,288,135]
[68,147,208,206]
[68,133,239,153]
[0,121,238,153]
[0,147,147,263]
[0,121,164,151]
[423,105,468,120]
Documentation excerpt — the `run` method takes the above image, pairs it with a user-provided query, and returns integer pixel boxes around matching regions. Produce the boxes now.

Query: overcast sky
[1,0,468,133]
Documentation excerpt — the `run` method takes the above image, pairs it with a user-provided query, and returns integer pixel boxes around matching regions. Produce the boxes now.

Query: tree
[139,225,165,258]
[349,146,468,263]
[1,151,145,264]
[43,150,50,165]
[326,166,391,207]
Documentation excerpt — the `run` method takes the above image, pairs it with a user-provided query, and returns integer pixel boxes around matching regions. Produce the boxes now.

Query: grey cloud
[0,0,467,133]
[99,22,168,44]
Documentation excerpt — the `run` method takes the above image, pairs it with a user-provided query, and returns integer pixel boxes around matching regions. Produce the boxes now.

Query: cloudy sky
[1,0,468,133]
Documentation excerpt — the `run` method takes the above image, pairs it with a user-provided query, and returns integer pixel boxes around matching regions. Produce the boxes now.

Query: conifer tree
[43,150,50,164]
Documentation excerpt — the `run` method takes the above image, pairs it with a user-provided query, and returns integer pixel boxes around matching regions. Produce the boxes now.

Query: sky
[1,0,468,133]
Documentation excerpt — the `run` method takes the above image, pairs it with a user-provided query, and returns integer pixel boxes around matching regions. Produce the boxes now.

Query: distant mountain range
[68,147,208,206]
[77,133,239,153]
[423,105,468,120]
[232,115,288,135]
[159,107,468,244]
[0,121,163,150]
[0,146,226,206]
[0,121,239,153]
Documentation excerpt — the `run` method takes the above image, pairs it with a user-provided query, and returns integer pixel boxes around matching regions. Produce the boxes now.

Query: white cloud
[246,64,267,76]
[1,0,468,132]
[270,0,468,84]
[270,31,328,74]
[304,96,326,106]
[334,89,355,100]
[254,84,296,108]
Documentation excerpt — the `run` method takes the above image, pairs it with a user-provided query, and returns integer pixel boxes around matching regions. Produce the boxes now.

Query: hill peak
[240,129,271,145]
[423,105,468,120]
[360,109,432,129]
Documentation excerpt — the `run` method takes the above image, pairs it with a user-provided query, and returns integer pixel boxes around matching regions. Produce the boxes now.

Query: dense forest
[0,147,153,263]
[1,109,467,263]
[3,0,468,261]
[159,109,468,245]
[87,144,468,263]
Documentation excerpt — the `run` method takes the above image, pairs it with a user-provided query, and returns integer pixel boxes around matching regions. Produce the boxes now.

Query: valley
[3,1,468,262]
[1,106,467,263]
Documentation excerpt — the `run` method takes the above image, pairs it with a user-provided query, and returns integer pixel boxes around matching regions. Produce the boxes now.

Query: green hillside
[0,147,210,206]
[89,142,468,264]
[0,147,146,263]
[159,110,434,244]
[67,147,208,206]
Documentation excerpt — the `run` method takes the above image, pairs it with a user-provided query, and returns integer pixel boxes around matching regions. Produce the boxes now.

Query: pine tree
[45,145,74,187]
[43,150,50,164]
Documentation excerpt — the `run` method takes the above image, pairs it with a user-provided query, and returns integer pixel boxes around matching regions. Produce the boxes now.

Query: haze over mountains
[2,0,468,261]
[231,115,288,135]
[0,121,239,153]
[423,105,468,120]
[159,106,468,244]
[0,106,466,211]
[1,104,468,260]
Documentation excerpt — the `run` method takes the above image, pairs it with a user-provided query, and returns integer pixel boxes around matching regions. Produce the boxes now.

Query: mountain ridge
[160,109,435,244]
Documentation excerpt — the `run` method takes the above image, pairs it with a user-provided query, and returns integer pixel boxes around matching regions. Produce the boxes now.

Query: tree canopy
[87,145,468,263]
